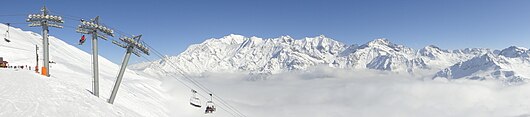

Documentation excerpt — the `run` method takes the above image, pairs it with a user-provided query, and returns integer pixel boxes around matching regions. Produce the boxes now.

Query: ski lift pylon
[190,89,202,108]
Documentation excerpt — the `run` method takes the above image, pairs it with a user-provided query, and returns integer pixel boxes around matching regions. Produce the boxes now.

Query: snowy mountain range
[130,34,530,82]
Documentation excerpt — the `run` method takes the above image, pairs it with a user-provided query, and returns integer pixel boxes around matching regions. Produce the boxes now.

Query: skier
[79,35,86,45]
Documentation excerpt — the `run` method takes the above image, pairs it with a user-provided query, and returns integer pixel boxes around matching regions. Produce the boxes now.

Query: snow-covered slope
[0,69,140,116]
[0,23,179,116]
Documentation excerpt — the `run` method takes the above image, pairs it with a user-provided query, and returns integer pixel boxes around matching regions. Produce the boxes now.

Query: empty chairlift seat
[190,89,202,108]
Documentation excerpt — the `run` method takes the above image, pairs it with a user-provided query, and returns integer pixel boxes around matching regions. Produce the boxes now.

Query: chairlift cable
[143,43,246,117]
[0,14,27,17]
[51,11,246,117]
[1,22,30,25]
[62,25,77,29]
[139,55,239,117]
[139,52,241,117]
[144,43,244,116]
[139,55,240,117]
[148,47,245,117]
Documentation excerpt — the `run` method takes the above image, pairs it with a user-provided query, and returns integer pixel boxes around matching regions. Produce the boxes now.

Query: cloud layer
[162,66,530,117]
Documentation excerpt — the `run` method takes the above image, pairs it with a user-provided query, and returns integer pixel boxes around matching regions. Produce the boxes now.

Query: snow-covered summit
[203,34,247,45]
[358,38,412,54]
[498,46,529,58]
[366,38,391,46]
[419,45,449,59]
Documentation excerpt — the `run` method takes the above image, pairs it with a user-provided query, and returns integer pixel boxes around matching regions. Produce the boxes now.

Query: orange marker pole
[41,67,47,76]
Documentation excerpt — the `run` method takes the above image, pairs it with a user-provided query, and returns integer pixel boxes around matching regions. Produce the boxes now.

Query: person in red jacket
[79,35,86,45]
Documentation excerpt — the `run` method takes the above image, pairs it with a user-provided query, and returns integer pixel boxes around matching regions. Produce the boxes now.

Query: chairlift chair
[79,35,86,45]
[4,23,11,43]
[205,93,216,114]
[190,89,202,108]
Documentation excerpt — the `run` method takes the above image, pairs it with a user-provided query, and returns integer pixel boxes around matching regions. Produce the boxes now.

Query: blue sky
[1,0,530,64]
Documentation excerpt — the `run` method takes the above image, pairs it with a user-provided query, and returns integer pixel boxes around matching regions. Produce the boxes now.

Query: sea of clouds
[160,66,530,117]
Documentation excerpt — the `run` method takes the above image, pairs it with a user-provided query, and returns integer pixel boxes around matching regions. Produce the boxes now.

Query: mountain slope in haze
[434,47,530,82]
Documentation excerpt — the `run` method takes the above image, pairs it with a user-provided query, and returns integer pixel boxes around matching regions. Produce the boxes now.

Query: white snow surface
[0,69,140,116]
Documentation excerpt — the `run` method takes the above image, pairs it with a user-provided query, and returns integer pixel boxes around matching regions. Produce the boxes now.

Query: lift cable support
[0,14,27,17]
[108,35,149,104]
[26,6,63,77]
[76,16,114,97]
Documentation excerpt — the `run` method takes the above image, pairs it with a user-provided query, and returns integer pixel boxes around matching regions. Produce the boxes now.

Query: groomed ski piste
[0,23,226,117]
[0,69,139,116]
[3,23,530,117]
